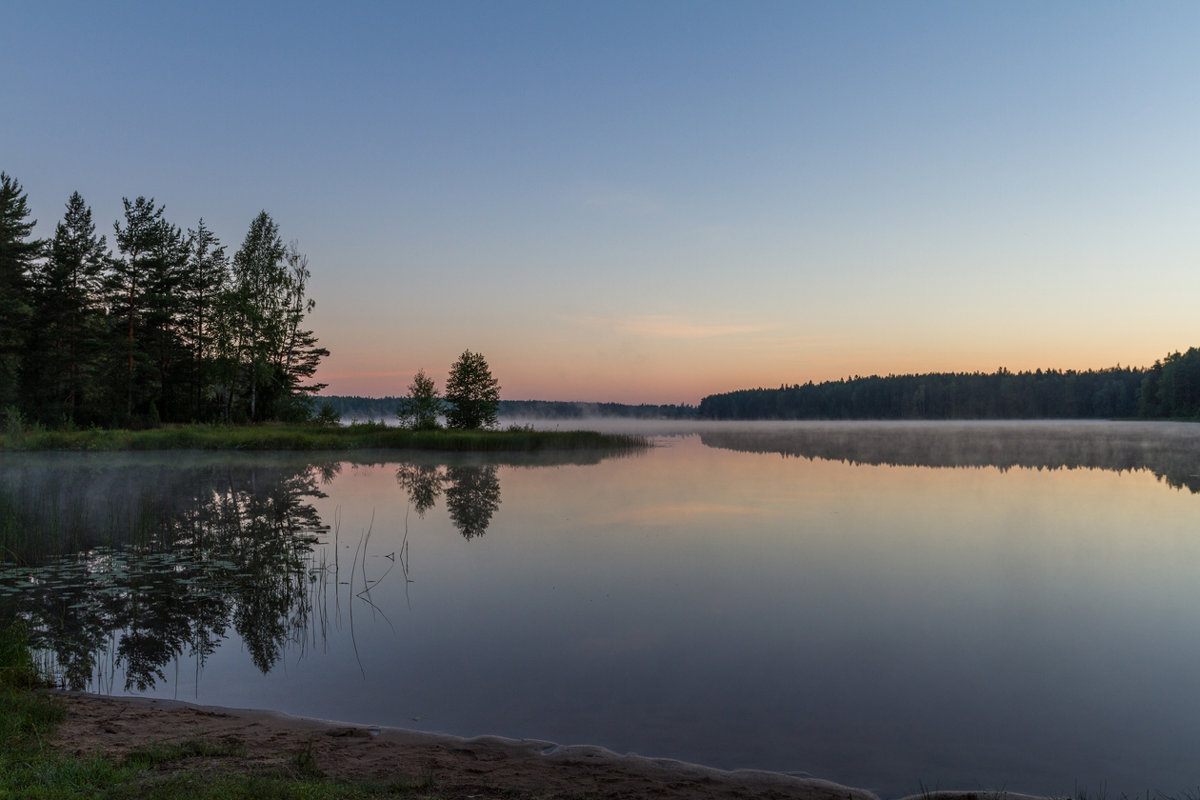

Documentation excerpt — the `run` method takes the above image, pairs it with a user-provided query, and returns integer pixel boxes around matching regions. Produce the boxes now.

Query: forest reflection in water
[4,422,1200,798]
[0,451,526,693]
[698,419,1200,492]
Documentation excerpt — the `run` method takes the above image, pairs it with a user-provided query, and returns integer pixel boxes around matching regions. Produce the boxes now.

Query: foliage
[0,173,39,411]
[1139,348,1200,419]
[226,211,318,422]
[182,218,229,422]
[109,195,187,423]
[699,366,1149,420]
[444,350,500,430]
[0,624,49,693]
[1,623,66,790]
[0,173,328,428]
[3,405,25,439]
[315,400,341,426]
[497,398,698,419]
[396,369,443,430]
[23,191,110,425]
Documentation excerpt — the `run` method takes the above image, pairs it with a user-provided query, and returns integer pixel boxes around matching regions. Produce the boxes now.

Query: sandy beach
[51,692,1050,800]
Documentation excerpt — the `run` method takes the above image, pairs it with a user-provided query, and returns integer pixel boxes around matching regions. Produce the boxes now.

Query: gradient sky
[5,1,1200,404]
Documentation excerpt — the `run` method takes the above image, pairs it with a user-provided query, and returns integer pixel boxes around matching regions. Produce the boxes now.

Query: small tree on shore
[444,350,500,430]
[398,368,443,430]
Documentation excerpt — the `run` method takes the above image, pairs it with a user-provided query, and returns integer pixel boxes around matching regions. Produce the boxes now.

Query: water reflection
[4,427,1200,798]
[0,452,514,692]
[446,466,501,540]
[396,463,444,517]
[699,421,1200,492]
[0,455,333,691]
[395,463,502,539]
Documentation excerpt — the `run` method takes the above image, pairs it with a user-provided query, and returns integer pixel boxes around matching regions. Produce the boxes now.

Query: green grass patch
[0,422,647,454]
[121,737,249,769]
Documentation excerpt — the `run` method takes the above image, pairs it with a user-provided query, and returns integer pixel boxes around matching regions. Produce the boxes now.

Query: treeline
[320,396,698,422]
[0,173,327,427]
[699,353,1200,420]
[1139,349,1200,419]
[498,399,697,419]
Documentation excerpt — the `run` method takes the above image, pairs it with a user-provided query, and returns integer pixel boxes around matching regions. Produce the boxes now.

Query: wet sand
[52,692,1050,800]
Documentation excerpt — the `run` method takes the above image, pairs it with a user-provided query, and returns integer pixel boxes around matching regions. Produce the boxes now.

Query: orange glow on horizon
[316,342,1168,405]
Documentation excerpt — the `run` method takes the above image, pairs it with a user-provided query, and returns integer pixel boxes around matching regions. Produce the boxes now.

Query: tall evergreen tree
[182,219,229,420]
[110,196,167,421]
[140,214,189,421]
[26,192,110,423]
[0,173,39,411]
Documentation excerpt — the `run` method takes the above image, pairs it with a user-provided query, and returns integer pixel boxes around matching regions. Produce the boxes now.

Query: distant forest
[699,349,1200,420]
[0,173,327,427]
[323,396,698,422]
[326,348,1200,424]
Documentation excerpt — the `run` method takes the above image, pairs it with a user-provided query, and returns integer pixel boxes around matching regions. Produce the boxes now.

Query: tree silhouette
[397,369,444,430]
[444,350,500,429]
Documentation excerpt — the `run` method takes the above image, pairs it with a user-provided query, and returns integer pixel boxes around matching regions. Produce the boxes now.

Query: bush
[315,401,341,426]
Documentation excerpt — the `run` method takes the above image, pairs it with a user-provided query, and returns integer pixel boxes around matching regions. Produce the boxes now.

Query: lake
[3,420,1200,798]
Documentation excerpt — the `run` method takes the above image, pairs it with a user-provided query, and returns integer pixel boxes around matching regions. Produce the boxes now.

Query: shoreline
[0,422,649,453]
[52,691,1051,800]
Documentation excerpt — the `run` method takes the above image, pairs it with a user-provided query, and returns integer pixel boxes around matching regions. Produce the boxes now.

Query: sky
[4,1,1200,404]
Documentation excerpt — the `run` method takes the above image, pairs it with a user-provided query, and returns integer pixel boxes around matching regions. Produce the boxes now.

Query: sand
[51,692,1048,800]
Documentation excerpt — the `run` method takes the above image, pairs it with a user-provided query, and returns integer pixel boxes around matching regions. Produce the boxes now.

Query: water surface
[3,421,1200,798]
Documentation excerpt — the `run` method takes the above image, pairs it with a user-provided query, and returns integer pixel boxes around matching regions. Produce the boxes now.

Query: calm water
[3,421,1200,798]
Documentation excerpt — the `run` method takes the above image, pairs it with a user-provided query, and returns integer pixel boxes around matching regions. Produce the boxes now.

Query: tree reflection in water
[445,465,501,540]
[0,453,510,694]
[0,456,338,691]
[395,463,446,517]
[699,421,1200,492]
[395,462,502,539]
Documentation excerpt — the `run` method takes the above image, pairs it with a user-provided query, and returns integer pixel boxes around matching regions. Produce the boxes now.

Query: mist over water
[3,421,1200,798]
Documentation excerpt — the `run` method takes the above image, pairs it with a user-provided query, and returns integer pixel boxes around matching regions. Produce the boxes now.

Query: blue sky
[5,1,1199,402]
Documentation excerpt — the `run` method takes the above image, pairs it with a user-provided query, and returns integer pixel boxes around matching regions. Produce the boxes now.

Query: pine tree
[0,173,40,411]
[141,215,189,421]
[110,196,167,421]
[182,219,229,420]
[27,192,110,423]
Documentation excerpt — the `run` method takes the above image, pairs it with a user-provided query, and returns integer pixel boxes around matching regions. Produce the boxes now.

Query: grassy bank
[0,421,647,453]
[0,624,442,798]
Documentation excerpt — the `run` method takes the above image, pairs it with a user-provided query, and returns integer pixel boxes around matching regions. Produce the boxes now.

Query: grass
[0,421,647,454]
[0,622,449,799]
[121,737,250,768]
